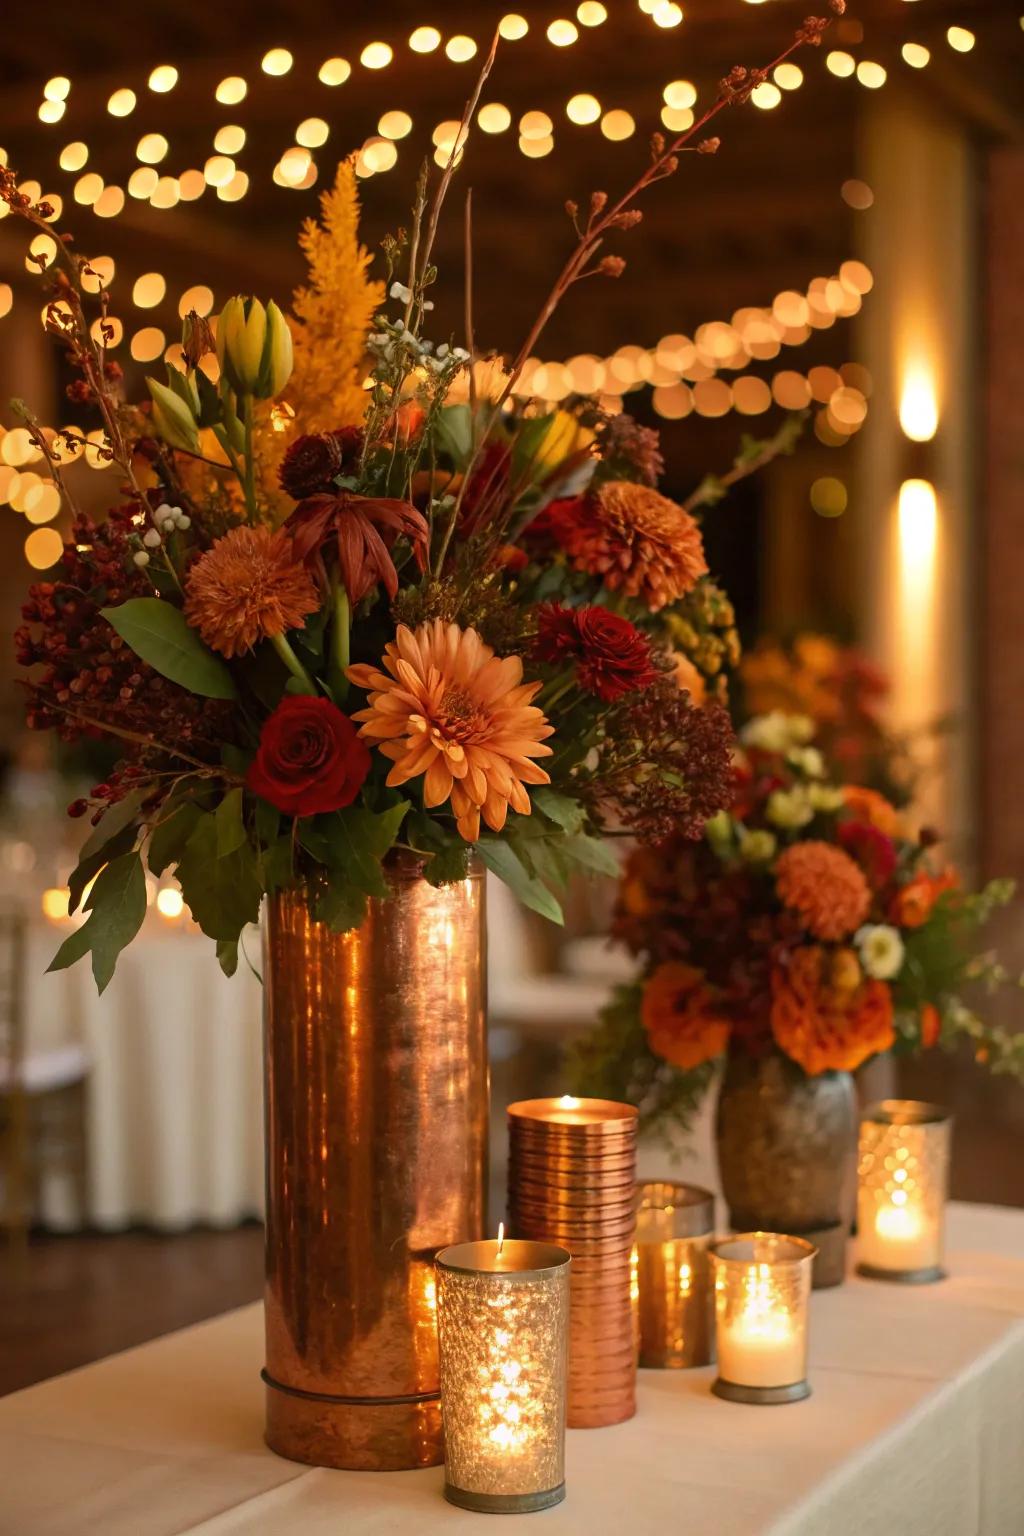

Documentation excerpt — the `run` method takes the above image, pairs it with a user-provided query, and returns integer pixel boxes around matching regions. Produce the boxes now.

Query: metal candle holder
[710,1233,817,1406]
[634,1182,715,1369]
[856,1100,952,1284]
[436,1237,571,1514]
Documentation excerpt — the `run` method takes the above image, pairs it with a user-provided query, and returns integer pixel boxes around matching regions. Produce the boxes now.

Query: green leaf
[477,838,564,925]
[312,880,367,934]
[216,939,239,978]
[254,800,281,845]
[176,813,263,942]
[79,785,151,863]
[67,822,137,915]
[314,802,410,898]
[514,833,570,891]
[530,787,586,835]
[216,787,246,858]
[221,743,252,777]
[433,404,474,469]
[561,834,620,878]
[148,801,201,877]
[48,851,148,994]
[101,598,237,700]
[261,836,294,895]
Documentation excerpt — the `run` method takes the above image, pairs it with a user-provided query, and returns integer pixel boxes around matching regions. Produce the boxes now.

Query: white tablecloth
[26,922,265,1230]
[2,1203,1022,1535]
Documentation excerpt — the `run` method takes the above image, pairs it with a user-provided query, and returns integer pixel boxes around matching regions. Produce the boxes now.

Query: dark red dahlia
[279,428,363,501]
[535,602,659,701]
[838,819,897,890]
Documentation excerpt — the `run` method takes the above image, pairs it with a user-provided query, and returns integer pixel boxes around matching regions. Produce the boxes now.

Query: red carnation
[247,695,371,817]
[535,603,658,701]
[838,819,897,890]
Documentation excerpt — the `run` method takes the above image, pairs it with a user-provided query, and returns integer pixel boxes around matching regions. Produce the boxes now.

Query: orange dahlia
[770,945,894,1074]
[184,525,319,658]
[641,961,731,1070]
[890,869,957,929]
[346,620,554,842]
[841,785,901,838]
[774,840,871,941]
[557,481,708,611]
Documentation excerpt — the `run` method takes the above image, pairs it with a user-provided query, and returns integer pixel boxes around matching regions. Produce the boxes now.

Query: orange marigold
[841,785,901,838]
[562,481,708,611]
[641,961,731,1070]
[890,869,957,929]
[774,840,871,941]
[920,1003,941,1050]
[346,620,554,842]
[770,945,895,1074]
[184,525,318,658]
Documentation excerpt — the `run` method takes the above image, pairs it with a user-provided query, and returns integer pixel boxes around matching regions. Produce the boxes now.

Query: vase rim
[861,1098,950,1127]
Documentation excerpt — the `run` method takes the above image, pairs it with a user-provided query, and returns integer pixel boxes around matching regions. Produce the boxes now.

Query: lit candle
[710,1234,816,1405]
[857,1100,951,1283]
[634,1182,714,1369]
[436,1227,571,1514]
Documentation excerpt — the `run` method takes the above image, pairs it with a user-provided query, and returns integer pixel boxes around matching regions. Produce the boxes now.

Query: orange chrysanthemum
[841,785,901,838]
[184,525,318,658]
[890,869,957,929]
[561,481,708,611]
[346,620,554,842]
[641,961,731,1070]
[774,840,871,941]
[770,945,894,1074]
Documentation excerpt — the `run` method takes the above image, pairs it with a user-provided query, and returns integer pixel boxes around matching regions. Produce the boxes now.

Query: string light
[137,133,169,165]
[520,135,554,159]
[130,326,166,362]
[826,51,856,78]
[262,48,293,76]
[520,111,554,140]
[478,103,512,133]
[652,3,683,27]
[73,173,104,206]
[148,65,178,93]
[218,170,249,202]
[409,27,441,52]
[498,15,529,40]
[856,61,887,89]
[215,76,247,105]
[151,176,180,209]
[661,106,693,131]
[38,101,66,124]
[947,26,975,52]
[360,42,393,69]
[600,110,635,140]
[774,63,804,91]
[379,111,413,140]
[663,80,697,109]
[44,77,70,102]
[547,20,579,46]
[25,528,64,570]
[107,88,137,116]
[445,36,477,62]
[567,94,601,125]
[752,82,782,109]
[59,142,88,172]
[178,169,206,200]
[178,285,214,318]
[318,59,351,86]
[297,118,330,148]
[577,3,607,23]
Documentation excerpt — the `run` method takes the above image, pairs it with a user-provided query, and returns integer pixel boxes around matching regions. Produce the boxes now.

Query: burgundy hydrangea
[535,602,659,701]
[279,428,363,501]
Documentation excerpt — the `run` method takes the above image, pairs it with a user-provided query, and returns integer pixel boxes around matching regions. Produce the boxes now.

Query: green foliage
[175,812,263,943]
[101,599,237,700]
[48,851,148,994]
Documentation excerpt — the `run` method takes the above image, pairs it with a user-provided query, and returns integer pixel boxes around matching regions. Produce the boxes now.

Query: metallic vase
[262,859,488,1471]
[715,1051,856,1289]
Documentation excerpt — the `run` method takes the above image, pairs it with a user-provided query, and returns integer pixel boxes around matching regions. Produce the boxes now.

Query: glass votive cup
[436,1238,571,1514]
[710,1233,817,1405]
[856,1099,952,1284]
[634,1182,715,1369]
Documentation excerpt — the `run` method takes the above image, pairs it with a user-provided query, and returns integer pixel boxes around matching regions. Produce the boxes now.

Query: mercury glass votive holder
[710,1233,817,1405]
[634,1182,715,1369]
[436,1238,571,1514]
[856,1100,952,1284]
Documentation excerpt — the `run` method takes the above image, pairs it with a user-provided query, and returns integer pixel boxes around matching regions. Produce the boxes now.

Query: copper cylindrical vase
[262,860,488,1471]
[507,1097,638,1429]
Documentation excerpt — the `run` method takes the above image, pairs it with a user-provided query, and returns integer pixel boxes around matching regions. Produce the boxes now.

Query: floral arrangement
[740,631,930,807]
[574,710,1024,1131]
[5,10,852,992]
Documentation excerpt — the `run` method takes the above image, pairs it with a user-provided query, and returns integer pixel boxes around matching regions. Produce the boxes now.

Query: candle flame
[558,1094,581,1109]
[496,1222,505,1256]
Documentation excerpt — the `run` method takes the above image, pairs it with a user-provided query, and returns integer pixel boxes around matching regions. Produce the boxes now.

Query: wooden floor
[0,1225,263,1397]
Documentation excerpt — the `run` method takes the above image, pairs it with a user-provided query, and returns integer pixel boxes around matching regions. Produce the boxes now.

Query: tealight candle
[436,1229,571,1514]
[710,1233,816,1404]
[857,1100,951,1283]
[634,1182,715,1369]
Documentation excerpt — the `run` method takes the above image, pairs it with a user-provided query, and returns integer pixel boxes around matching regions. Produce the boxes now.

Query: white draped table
[2,1203,1022,1535]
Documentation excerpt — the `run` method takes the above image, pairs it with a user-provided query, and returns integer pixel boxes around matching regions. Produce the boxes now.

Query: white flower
[766,785,814,829]
[788,745,825,778]
[739,829,777,864]
[176,513,191,530]
[741,711,816,755]
[133,550,151,568]
[389,280,412,304]
[808,782,845,813]
[142,528,162,548]
[855,924,905,981]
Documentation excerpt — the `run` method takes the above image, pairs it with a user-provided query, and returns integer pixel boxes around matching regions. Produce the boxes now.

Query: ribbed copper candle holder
[507,1096,639,1428]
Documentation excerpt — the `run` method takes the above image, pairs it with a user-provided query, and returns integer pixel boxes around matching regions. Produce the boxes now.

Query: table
[2,1203,1022,1535]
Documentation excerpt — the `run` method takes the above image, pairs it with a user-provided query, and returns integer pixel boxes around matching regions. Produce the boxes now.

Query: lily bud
[146,377,200,454]
[531,409,595,474]
[216,295,293,400]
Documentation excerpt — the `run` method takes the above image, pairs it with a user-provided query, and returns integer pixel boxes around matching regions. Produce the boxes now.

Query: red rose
[535,602,658,701]
[247,696,371,817]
